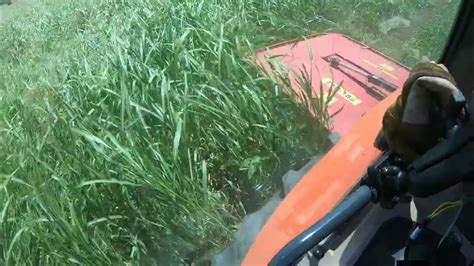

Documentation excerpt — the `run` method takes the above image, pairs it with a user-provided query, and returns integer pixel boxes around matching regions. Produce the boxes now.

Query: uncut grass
[0,0,326,264]
[0,0,460,264]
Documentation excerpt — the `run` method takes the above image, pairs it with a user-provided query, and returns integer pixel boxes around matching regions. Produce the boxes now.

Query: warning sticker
[380,63,395,72]
[322,78,362,106]
[363,59,398,80]
[321,93,338,106]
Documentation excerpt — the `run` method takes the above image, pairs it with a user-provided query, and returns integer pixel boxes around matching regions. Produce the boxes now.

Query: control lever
[362,152,407,209]
[329,57,398,92]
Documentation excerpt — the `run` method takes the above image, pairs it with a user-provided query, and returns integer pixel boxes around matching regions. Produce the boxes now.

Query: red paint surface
[243,34,411,265]
[256,33,410,137]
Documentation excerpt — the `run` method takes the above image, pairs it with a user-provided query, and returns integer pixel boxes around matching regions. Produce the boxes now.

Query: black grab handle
[269,185,374,266]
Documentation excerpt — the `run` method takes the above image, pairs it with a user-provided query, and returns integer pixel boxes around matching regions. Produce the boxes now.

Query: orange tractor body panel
[244,34,410,265]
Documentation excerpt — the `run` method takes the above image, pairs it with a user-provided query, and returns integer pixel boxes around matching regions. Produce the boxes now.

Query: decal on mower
[363,59,398,80]
[322,78,362,106]
[321,94,338,106]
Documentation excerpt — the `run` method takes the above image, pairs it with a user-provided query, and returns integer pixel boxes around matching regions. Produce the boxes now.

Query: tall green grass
[0,0,327,264]
[0,0,459,264]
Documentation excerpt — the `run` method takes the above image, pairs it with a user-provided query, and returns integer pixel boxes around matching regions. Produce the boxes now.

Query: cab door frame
[441,0,474,99]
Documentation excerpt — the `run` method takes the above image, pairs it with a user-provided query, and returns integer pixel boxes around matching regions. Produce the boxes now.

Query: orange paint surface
[243,91,400,265]
[243,34,411,265]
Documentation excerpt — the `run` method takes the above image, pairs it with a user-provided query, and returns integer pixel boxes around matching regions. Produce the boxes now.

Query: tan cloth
[383,62,463,162]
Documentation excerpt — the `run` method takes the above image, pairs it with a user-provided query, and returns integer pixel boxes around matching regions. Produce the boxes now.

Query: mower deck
[256,33,410,137]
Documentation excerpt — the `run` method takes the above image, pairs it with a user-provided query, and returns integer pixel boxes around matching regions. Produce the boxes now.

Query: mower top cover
[257,33,410,137]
